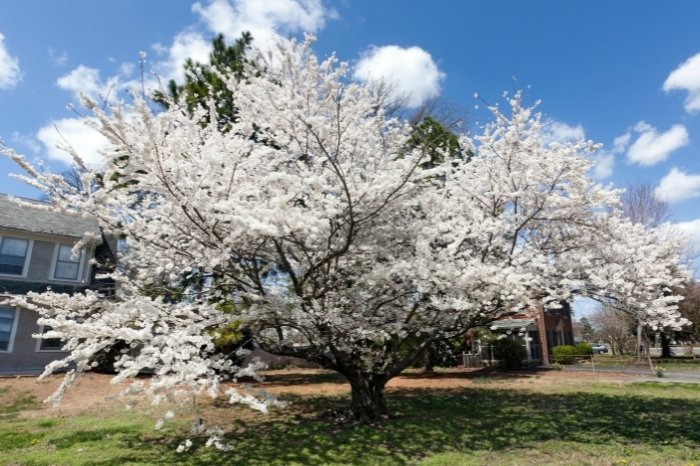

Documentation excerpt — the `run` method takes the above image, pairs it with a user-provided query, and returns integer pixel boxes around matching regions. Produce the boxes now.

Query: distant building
[0,194,113,375]
[479,301,574,365]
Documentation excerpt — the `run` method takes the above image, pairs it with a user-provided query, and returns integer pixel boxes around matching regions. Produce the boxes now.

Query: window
[0,307,18,352]
[0,237,29,275]
[38,325,63,351]
[53,244,81,281]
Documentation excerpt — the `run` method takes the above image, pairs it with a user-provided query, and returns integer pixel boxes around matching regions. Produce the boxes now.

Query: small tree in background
[678,281,700,344]
[620,182,673,359]
[580,317,595,341]
[590,306,637,355]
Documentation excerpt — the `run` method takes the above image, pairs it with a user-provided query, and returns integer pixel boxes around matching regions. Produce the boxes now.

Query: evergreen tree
[580,317,595,341]
[154,32,253,130]
[407,115,467,169]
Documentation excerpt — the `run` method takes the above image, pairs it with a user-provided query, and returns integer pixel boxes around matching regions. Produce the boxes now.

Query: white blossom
[0,37,689,426]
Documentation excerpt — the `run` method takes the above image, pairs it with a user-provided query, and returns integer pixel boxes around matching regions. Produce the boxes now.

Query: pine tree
[154,32,253,130]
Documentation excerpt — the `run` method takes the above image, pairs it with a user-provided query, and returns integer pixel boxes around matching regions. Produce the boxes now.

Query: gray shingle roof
[0,194,101,239]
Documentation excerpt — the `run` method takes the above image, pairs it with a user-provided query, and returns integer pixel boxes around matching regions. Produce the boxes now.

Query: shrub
[574,342,593,356]
[552,345,577,364]
[493,338,526,370]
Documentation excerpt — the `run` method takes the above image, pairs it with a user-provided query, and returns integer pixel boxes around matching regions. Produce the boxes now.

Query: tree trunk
[422,343,435,374]
[661,333,672,359]
[346,373,388,423]
[636,323,644,361]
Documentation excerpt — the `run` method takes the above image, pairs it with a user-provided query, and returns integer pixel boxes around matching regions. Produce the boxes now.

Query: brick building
[484,301,575,365]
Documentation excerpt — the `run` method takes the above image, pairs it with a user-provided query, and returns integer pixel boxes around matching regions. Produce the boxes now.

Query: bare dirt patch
[0,373,127,417]
[0,368,647,418]
[254,367,646,396]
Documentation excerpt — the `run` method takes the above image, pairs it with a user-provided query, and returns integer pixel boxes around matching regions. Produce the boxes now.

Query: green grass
[0,375,699,465]
[580,356,700,373]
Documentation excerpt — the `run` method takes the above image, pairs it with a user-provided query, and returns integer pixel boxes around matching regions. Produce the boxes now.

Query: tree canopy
[1,38,690,431]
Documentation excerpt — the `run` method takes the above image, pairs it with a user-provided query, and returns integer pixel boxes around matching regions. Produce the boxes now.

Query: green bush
[493,338,526,370]
[552,345,577,364]
[575,342,593,356]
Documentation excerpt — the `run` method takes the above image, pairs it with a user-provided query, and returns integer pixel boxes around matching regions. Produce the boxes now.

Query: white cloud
[540,120,615,180]
[590,129,636,180]
[663,52,700,113]
[48,47,68,66]
[674,219,700,257]
[633,121,652,133]
[56,65,121,104]
[353,45,444,108]
[592,151,614,179]
[10,132,40,155]
[119,62,135,77]
[156,0,334,89]
[192,0,332,50]
[158,31,212,83]
[542,121,585,145]
[626,121,689,166]
[612,132,631,153]
[0,32,21,89]
[655,167,700,204]
[36,118,109,169]
[52,1,335,102]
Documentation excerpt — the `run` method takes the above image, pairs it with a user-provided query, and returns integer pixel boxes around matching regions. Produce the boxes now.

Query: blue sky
[1,0,700,315]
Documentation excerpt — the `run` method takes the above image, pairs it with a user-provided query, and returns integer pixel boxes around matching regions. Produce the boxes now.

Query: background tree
[405,105,468,373]
[678,280,700,343]
[620,181,671,228]
[38,166,84,201]
[590,306,637,355]
[154,32,252,129]
[573,317,595,342]
[620,181,673,359]
[407,115,466,170]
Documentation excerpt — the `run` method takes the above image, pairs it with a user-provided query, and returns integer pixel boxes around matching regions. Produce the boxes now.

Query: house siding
[27,240,55,282]
[0,307,69,374]
[0,208,107,375]
[0,229,94,287]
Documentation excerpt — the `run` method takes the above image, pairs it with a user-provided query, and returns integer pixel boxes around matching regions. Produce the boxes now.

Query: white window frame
[0,306,20,353]
[0,235,33,278]
[35,324,66,353]
[49,243,85,283]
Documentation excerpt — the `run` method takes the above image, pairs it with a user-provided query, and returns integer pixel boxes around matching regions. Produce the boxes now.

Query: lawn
[573,356,700,373]
[0,370,699,465]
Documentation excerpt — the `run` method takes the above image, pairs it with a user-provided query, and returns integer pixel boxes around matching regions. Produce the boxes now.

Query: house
[0,194,112,375]
[478,301,575,366]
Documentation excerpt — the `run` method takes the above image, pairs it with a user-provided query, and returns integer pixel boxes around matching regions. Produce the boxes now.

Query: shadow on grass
[255,367,534,388]
[176,384,700,465]
[52,426,146,449]
[0,391,38,421]
[3,373,699,465]
[254,370,348,386]
[397,367,538,381]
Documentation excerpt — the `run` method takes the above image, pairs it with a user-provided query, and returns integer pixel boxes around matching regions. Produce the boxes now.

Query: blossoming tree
[2,38,689,423]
